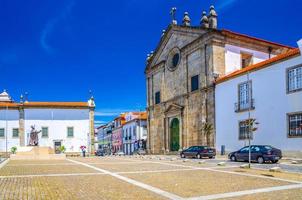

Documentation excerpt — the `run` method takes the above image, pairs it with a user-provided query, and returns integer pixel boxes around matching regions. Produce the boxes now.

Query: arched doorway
[170,118,180,151]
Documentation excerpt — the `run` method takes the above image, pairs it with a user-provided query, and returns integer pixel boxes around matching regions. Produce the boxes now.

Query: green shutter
[0,128,4,137]
[67,127,74,137]
[12,128,19,137]
[42,127,48,137]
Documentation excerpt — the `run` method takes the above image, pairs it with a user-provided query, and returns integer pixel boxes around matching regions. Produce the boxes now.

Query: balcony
[235,99,255,113]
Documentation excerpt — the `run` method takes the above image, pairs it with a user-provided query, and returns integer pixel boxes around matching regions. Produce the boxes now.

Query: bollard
[221,145,225,156]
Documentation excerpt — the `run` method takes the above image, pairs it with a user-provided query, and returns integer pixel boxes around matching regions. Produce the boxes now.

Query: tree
[202,122,214,147]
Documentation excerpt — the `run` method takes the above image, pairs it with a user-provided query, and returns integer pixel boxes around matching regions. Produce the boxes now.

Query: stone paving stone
[8,160,72,165]
[225,188,302,200]
[220,167,302,182]
[124,170,291,198]
[0,164,98,176]
[0,175,165,200]
[71,157,139,163]
[91,162,191,173]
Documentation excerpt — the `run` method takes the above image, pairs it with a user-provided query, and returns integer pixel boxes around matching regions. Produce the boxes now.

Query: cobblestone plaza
[0,156,301,199]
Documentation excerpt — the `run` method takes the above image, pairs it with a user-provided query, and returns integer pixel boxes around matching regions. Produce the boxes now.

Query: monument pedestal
[10,147,66,160]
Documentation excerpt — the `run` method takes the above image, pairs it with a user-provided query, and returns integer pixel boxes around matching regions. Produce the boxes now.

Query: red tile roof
[23,102,88,108]
[0,102,19,108]
[0,102,89,109]
[216,48,300,84]
[221,29,294,49]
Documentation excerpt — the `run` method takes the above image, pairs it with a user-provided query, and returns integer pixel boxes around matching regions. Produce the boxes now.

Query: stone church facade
[145,6,291,154]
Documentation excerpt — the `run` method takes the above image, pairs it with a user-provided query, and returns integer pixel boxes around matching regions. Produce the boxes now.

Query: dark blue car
[228,145,282,164]
[180,146,216,159]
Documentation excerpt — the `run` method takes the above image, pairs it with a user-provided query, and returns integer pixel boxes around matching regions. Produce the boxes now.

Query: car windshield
[263,146,273,150]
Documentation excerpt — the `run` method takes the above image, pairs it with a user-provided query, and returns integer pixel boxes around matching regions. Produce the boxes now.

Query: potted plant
[59,145,66,154]
[11,146,17,154]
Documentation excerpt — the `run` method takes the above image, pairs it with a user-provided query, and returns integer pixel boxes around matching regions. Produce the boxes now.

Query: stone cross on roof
[170,7,177,25]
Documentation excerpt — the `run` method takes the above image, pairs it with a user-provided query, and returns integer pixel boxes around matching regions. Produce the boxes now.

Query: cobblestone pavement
[0,156,301,199]
[192,157,302,174]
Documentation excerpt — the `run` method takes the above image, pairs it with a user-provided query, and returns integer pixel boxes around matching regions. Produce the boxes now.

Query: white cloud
[40,0,75,53]
[94,120,107,124]
[94,108,133,117]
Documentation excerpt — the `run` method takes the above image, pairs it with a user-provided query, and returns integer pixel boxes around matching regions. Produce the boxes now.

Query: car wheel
[257,156,264,164]
[196,154,201,159]
[230,155,237,162]
[209,156,214,159]
[272,160,279,164]
[181,153,185,158]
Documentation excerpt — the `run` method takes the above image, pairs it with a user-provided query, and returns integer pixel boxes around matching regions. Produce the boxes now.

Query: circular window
[167,48,181,71]
[172,53,180,68]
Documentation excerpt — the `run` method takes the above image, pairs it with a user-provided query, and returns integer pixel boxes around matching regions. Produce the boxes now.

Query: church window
[191,75,199,92]
[172,53,180,68]
[12,128,19,137]
[167,47,181,71]
[155,91,161,104]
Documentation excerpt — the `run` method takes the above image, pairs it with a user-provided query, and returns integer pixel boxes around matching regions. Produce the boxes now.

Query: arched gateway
[170,118,180,151]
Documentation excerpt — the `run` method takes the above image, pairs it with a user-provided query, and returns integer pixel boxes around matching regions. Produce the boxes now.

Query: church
[145,6,293,154]
[0,90,95,155]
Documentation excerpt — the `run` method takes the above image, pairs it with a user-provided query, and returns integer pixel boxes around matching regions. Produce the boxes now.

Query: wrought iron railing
[235,99,255,112]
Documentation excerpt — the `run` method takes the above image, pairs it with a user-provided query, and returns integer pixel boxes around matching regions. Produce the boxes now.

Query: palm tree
[201,122,214,147]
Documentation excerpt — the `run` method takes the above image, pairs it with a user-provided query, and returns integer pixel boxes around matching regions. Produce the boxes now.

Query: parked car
[180,146,216,159]
[95,149,105,156]
[228,145,282,164]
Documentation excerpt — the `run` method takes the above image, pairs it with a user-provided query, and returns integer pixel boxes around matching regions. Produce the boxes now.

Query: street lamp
[247,71,251,168]
[5,105,8,158]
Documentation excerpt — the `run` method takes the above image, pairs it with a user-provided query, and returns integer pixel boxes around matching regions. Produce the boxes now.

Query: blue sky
[0,0,301,126]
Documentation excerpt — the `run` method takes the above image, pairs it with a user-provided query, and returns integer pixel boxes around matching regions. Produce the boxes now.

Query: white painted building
[122,112,147,155]
[215,47,302,154]
[0,91,95,154]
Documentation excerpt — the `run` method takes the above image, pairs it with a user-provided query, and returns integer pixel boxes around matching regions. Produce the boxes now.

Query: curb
[0,158,10,170]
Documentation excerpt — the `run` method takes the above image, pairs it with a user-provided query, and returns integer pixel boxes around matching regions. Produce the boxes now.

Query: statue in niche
[28,125,41,146]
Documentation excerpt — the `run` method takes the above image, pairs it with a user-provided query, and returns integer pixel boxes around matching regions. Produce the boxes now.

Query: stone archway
[170,118,180,151]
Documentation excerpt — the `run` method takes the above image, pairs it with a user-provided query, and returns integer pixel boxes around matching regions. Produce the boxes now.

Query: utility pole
[5,105,8,158]
[138,107,141,150]
[247,71,251,168]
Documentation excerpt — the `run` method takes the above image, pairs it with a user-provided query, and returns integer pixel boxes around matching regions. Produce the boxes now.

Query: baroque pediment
[165,103,183,115]
[147,25,206,71]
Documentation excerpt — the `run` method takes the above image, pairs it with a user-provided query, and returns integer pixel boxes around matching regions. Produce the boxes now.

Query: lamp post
[247,71,252,169]
[5,105,8,158]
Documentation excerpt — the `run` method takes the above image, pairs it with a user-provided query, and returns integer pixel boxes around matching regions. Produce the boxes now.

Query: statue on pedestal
[29,125,41,146]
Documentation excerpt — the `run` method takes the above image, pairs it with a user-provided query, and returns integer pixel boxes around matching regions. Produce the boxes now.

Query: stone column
[179,115,183,151]
[88,97,96,155]
[19,106,25,146]
[89,107,95,155]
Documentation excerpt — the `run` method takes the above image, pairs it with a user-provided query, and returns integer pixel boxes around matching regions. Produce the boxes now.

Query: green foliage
[202,123,214,136]
[201,122,214,147]
[244,118,259,133]
[59,145,66,153]
[11,146,17,154]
